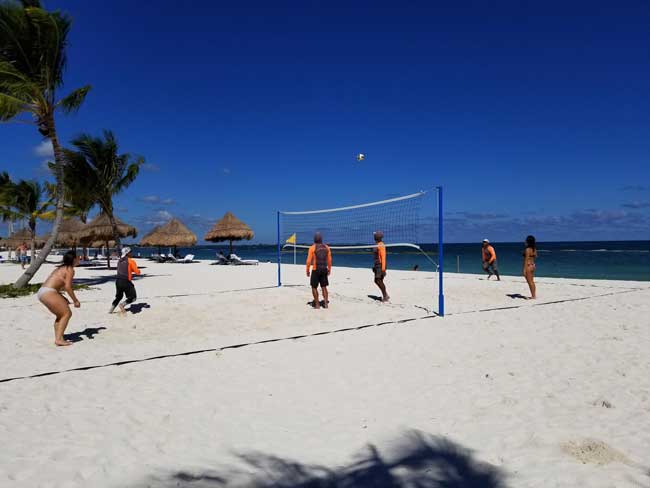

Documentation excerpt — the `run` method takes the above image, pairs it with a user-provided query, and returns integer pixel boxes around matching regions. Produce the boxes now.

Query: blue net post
[437,186,444,316]
[277,211,281,287]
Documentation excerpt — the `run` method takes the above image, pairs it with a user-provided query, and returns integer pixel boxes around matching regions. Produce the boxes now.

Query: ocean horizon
[122,240,650,282]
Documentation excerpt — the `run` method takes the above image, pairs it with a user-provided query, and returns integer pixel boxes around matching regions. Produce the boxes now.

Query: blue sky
[1,0,649,243]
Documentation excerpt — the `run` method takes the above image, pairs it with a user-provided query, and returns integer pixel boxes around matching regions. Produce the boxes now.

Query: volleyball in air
[356,153,365,162]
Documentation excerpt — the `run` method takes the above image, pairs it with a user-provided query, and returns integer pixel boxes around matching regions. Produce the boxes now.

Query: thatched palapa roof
[4,229,35,248]
[204,212,254,243]
[140,218,197,247]
[50,218,87,247]
[78,213,137,242]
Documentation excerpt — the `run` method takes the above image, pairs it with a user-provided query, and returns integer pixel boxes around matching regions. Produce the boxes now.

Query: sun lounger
[229,253,259,265]
[177,254,195,263]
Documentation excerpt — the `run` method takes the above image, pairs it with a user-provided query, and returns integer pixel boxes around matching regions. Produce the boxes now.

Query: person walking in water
[37,250,81,346]
[373,231,389,302]
[306,232,332,309]
[523,235,537,299]
[109,247,141,314]
[481,239,500,281]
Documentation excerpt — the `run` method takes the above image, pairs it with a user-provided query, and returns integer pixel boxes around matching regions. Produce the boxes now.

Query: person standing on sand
[17,241,28,269]
[523,235,537,299]
[37,250,81,346]
[109,247,141,314]
[373,231,389,302]
[481,239,500,281]
[306,232,332,309]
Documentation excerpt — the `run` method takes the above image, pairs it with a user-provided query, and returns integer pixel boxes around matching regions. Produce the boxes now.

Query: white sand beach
[0,257,649,487]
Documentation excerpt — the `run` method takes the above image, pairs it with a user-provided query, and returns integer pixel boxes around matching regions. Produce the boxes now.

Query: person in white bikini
[37,250,81,346]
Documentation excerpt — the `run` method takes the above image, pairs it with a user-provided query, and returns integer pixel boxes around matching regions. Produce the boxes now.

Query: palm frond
[56,84,90,114]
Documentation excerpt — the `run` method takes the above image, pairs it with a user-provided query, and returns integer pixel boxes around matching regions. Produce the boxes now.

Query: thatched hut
[78,213,137,268]
[4,228,32,249]
[47,218,88,248]
[204,212,254,255]
[140,218,197,256]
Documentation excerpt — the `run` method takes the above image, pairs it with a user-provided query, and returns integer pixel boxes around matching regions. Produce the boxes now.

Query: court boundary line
[0,287,645,384]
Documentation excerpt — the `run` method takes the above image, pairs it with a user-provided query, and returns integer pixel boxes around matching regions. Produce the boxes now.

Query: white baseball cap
[482,238,489,243]
[121,247,132,258]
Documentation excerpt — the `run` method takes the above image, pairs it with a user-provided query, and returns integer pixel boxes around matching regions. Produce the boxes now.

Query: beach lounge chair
[179,254,195,263]
[167,253,178,263]
[229,253,259,265]
[211,252,230,265]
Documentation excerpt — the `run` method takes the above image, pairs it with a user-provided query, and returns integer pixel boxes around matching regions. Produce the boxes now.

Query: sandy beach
[0,257,649,487]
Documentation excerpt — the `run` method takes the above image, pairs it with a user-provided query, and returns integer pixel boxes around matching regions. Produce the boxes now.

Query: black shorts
[373,266,386,280]
[482,260,499,273]
[310,269,329,288]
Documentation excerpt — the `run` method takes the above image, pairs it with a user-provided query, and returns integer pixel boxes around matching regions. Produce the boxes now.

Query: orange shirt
[482,245,496,263]
[375,242,386,272]
[306,244,332,272]
[127,258,141,281]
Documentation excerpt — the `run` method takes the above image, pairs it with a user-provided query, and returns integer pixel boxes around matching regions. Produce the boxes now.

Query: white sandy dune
[0,257,649,487]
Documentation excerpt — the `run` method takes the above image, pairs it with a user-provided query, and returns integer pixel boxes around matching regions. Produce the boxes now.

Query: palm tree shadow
[138,430,508,487]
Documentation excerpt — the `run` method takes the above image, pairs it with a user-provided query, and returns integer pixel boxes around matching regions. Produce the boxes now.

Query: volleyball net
[277,187,444,316]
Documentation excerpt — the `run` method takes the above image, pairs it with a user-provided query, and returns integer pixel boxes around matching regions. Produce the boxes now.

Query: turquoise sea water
[134,241,650,282]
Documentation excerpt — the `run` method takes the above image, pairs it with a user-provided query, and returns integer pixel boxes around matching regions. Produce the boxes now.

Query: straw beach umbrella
[5,228,32,248]
[52,217,87,248]
[78,213,137,268]
[140,218,197,256]
[204,212,254,255]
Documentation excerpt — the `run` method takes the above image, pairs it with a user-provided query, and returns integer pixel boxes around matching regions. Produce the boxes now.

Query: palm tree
[64,130,143,249]
[0,171,12,221]
[9,179,51,258]
[0,0,91,288]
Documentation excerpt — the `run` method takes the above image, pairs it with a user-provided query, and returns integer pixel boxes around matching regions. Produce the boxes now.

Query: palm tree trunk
[29,219,36,264]
[105,239,110,269]
[107,211,121,269]
[14,124,65,288]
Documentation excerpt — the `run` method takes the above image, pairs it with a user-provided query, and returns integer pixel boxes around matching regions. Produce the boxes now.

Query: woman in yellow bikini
[37,250,81,346]
[523,235,537,299]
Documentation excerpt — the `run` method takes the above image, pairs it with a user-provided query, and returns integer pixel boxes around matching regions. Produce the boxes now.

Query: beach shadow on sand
[128,303,151,314]
[135,430,507,487]
[506,294,528,300]
[63,327,107,343]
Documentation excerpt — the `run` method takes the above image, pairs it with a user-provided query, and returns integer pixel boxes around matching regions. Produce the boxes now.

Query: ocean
[132,241,650,282]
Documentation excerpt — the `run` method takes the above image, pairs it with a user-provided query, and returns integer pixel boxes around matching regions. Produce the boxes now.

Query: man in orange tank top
[481,239,500,281]
[306,232,332,309]
[373,231,389,302]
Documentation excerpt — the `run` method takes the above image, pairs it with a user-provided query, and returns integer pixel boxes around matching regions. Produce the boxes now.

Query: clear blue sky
[1,0,649,243]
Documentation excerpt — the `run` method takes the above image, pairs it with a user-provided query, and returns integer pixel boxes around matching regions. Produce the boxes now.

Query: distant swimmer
[481,239,500,281]
[523,235,537,299]
[306,232,332,309]
[37,250,81,346]
[109,247,141,314]
[373,231,389,302]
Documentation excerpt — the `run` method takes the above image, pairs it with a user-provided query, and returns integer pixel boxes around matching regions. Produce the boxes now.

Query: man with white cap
[109,247,141,313]
[481,239,500,281]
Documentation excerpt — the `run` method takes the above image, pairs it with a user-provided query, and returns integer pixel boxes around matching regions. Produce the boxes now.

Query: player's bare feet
[55,339,72,346]
[119,303,127,314]
[382,296,390,302]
